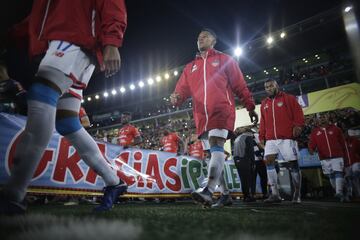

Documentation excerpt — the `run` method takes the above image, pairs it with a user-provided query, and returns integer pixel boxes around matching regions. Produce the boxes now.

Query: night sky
[0,0,344,95]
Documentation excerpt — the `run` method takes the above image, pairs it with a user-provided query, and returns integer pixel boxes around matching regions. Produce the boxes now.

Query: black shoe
[93,181,127,212]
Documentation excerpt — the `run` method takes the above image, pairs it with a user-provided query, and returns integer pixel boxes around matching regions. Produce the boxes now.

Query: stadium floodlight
[81,99,84,103]
[111,89,117,95]
[280,32,286,38]
[174,70,178,76]
[87,97,92,102]
[234,47,243,57]
[120,86,126,93]
[138,81,145,88]
[147,78,154,85]
[344,6,352,13]
[95,95,100,100]
[164,73,170,79]
[266,36,274,44]
[156,76,162,82]
[130,84,136,90]
[103,92,109,97]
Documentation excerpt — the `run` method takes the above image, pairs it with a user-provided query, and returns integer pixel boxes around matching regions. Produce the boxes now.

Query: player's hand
[170,92,181,105]
[293,126,302,138]
[248,110,259,125]
[101,45,121,78]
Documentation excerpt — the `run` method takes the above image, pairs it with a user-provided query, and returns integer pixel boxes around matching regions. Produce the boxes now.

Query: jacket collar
[266,91,284,101]
[195,48,219,59]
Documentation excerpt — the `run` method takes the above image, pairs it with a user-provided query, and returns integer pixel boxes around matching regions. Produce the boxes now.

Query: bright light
[273,67,277,70]
[344,6,352,13]
[147,78,154,85]
[315,54,318,57]
[87,97,92,102]
[305,60,308,63]
[130,84,135,90]
[266,36,274,44]
[280,32,286,38]
[103,92,109,97]
[95,95,99,99]
[234,47,243,57]
[164,73,170,79]
[81,99,84,103]
[120,87,126,93]
[263,70,267,73]
[303,58,306,61]
[174,70,178,76]
[156,76,162,82]
[111,89,117,95]
[138,81,144,88]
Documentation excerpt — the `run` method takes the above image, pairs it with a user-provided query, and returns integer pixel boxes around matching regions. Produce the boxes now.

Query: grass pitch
[0,200,358,240]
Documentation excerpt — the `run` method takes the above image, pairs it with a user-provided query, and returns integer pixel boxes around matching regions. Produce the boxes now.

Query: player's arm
[171,65,191,106]
[308,131,317,155]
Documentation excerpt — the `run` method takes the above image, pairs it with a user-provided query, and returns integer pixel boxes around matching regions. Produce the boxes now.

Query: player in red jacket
[344,131,360,198]
[171,28,258,207]
[308,112,347,201]
[0,0,127,214]
[259,79,305,204]
[117,112,142,148]
[160,130,184,154]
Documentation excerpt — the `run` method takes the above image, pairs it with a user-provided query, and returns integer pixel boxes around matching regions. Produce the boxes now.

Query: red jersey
[188,140,205,160]
[344,136,360,167]
[161,133,181,153]
[259,91,304,142]
[118,124,140,147]
[308,124,346,160]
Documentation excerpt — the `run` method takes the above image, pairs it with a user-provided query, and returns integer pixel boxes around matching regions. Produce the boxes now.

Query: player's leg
[0,42,75,213]
[263,140,281,203]
[351,163,360,197]
[332,158,345,202]
[192,129,227,206]
[279,140,302,203]
[212,171,232,208]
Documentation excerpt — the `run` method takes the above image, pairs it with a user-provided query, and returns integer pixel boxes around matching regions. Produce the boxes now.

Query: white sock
[267,168,279,196]
[335,177,344,195]
[65,128,119,186]
[218,171,229,195]
[206,151,225,193]
[290,170,301,192]
[4,100,56,202]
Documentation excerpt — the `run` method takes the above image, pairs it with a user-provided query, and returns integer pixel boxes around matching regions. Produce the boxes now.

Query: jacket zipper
[203,52,209,132]
[226,90,232,106]
[323,128,332,157]
[38,0,52,40]
[272,99,277,139]
[345,141,351,165]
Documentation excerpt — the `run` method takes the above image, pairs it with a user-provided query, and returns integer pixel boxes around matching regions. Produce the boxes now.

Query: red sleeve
[336,127,346,156]
[308,130,317,152]
[288,95,305,127]
[259,102,266,142]
[97,0,127,47]
[174,64,192,106]
[224,55,255,111]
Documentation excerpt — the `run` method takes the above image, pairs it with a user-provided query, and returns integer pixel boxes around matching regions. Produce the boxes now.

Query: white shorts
[351,162,360,177]
[264,139,299,161]
[320,157,344,175]
[38,40,95,99]
[200,129,229,150]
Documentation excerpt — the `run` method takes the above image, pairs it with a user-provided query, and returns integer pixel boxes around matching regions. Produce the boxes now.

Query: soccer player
[117,112,142,148]
[170,28,258,207]
[160,129,184,155]
[309,113,347,202]
[0,0,127,214]
[259,79,304,204]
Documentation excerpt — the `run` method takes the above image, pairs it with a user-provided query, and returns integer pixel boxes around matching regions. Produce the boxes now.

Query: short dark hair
[201,28,217,40]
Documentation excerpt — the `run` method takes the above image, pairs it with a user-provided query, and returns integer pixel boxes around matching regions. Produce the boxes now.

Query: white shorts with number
[38,40,95,99]
[200,129,229,150]
[320,157,344,175]
[264,139,299,161]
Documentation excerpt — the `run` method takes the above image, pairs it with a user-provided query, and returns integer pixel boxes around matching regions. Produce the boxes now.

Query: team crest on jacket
[191,64,198,73]
[316,131,322,136]
[211,59,220,67]
[277,102,284,107]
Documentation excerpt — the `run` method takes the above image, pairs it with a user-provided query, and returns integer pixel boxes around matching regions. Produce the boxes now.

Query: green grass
[0,201,358,240]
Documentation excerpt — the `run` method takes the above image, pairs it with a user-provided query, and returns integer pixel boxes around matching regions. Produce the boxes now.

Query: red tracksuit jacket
[27,0,127,63]
[344,136,360,166]
[308,124,346,160]
[259,91,304,142]
[174,49,255,137]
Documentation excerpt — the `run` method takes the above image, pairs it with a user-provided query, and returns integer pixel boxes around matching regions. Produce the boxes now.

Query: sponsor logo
[191,65,198,73]
[53,51,64,57]
[277,101,284,107]
[211,59,220,67]
[316,131,322,136]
